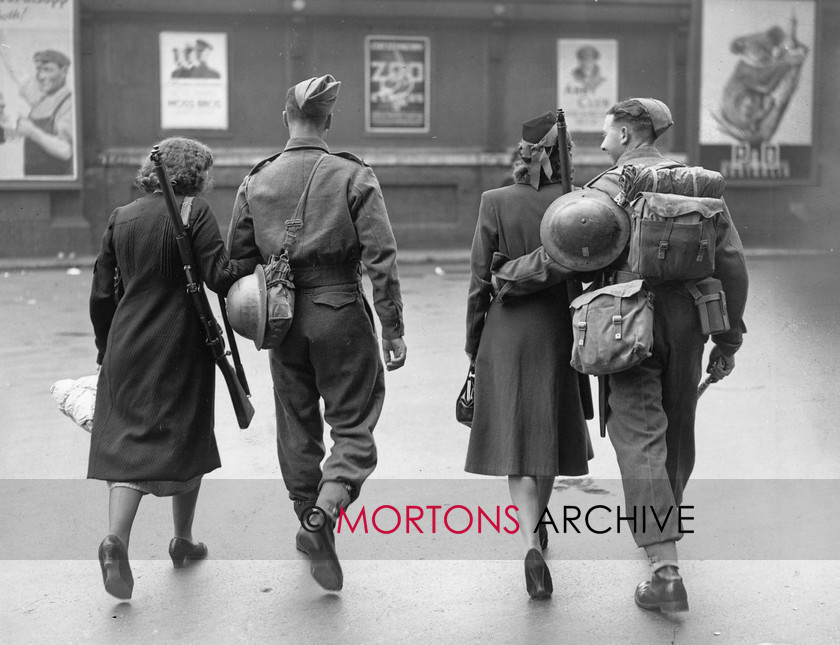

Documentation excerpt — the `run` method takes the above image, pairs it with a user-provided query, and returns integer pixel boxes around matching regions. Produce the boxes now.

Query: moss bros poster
[159,31,228,131]
[0,0,79,184]
[365,35,429,133]
[699,0,815,183]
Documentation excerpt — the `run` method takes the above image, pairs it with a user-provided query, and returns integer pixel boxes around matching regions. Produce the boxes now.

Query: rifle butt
[235,364,251,397]
[218,358,255,429]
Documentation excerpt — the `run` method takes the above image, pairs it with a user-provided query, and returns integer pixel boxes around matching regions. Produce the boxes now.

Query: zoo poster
[365,35,429,133]
[557,39,618,133]
[0,0,79,185]
[699,0,815,182]
[159,32,228,131]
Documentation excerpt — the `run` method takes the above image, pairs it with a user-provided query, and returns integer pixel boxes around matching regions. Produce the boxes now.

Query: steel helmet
[539,188,630,271]
[226,265,268,349]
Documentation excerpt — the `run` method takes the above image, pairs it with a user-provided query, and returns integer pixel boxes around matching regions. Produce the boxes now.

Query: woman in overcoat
[88,137,252,600]
[464,111,592,598]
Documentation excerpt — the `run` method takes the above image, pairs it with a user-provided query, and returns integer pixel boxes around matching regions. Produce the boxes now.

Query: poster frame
[556,38,619,134]
[364,35,430,134]
[159,31,230,134]
[697,0,819,186]
[0,0,82,190]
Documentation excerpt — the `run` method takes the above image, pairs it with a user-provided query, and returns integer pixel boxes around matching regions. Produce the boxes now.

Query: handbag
[569,279,654,376]
[455,364,475,427]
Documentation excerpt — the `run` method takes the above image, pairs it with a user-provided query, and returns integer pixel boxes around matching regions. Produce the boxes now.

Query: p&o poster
[699,0,815,182]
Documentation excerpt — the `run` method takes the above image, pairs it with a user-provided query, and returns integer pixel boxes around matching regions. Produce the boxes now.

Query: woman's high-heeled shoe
[539,524,548,551]
[524,548,553,599]
[98,534,133,600]
[169,537,208,568]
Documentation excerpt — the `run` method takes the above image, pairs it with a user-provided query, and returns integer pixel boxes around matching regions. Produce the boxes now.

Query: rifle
[556,108,594,420]
[150,145,255,429]
[697,375,714,398]
[555,108,572,195]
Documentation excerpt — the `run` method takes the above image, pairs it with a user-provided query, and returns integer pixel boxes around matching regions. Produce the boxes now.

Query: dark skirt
[465,286,593,476]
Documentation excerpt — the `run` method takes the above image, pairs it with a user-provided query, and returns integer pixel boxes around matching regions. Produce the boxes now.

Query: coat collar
[284,137,330,153]
[614,145,665,166]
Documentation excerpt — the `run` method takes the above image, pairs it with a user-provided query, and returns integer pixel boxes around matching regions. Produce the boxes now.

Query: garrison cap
[293,74,341,117]
[521,111,557,144]
[576,45,600,61]
[634,98,673,138]
[33,50,70,68]
[195,39,212,51]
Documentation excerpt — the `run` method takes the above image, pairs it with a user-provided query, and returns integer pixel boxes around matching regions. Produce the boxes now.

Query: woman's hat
[520,111,561,190]
[521,111,557,144]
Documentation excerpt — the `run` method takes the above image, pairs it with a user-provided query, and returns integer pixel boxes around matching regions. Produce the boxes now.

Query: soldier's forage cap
[33,50,70,68]
[576,45,600,61]
[294,74,341,117]
[634,98,673,138]
[520,110,562,191]
[521,111,557,144]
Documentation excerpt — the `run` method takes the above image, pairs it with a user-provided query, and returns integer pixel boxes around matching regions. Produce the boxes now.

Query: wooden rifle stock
[556,109,593,419]
[150,146,255,429]
[555,108,572,195]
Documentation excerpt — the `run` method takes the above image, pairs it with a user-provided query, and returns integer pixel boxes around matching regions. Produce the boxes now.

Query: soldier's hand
[706,345,735,382]
[383,337,407,371]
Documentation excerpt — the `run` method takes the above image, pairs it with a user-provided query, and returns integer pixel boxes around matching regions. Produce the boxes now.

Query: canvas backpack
[614,162,727,282]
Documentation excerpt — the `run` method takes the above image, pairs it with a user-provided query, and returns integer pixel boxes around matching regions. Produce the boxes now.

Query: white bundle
[50,374,98,433]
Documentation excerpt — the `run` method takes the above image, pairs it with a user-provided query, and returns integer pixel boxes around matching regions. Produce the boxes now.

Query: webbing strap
[612,295,623,340]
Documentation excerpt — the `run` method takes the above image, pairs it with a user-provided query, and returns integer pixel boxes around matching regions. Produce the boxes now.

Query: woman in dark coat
[89,137,252,600]
[465,111,592,598]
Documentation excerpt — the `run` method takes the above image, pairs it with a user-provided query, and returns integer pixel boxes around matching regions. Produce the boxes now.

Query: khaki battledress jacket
[227,137,403,340]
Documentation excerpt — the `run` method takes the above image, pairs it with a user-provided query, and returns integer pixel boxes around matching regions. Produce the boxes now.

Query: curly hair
[135,137,215,196]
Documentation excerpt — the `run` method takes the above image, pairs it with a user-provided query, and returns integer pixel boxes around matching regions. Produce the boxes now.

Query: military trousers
[605,284,706,548]
[269,282,384,511]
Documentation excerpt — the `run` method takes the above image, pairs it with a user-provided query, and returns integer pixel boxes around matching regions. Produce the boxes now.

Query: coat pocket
[311,291,358,309]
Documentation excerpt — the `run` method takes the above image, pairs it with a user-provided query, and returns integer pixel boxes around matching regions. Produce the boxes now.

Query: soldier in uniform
[227,74,407,592]
[491,98,749,613]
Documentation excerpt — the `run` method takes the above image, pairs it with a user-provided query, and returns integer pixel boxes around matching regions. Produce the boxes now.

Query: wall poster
[160,32,228,131]
[699,0,815,182]
[557,39,618,133]
[0,0,79,185]
[365,35,429,133]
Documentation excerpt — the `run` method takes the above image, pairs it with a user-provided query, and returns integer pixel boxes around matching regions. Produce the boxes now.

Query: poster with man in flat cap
[557,39,618,133]
[365,35,429,133]
[159,32,228,131]
[0,0,78,183]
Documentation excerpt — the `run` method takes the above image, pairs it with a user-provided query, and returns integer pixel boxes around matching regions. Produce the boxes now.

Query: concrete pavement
[1,252,839,644]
